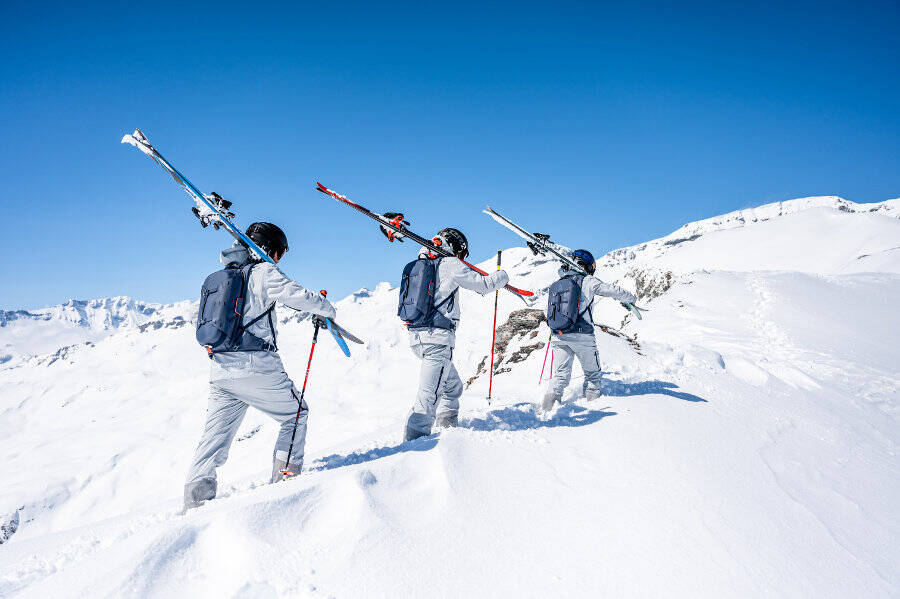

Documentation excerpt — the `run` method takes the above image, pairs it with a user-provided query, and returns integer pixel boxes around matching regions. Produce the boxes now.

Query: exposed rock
[138,316,190,332]
[466,309,546,387]
[507,342,545,364]
[597,325,642,354]
[629,268,675,302]
[495,309,546,354]
[0,509,19,544]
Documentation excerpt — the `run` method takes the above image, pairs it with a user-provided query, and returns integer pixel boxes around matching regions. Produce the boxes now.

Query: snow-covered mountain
[1,196,898,597]
[600,196,900,272]
[0,297,195,368]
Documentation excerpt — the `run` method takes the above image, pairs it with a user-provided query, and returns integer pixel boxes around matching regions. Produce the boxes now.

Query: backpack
[397,258,457,330]
[546,274,593,334]
[196,263,277,355]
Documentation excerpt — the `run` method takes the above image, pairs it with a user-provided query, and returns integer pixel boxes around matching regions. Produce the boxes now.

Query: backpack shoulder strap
[431,257,457,311]
[574,274,594,322]
[237,263,280,350]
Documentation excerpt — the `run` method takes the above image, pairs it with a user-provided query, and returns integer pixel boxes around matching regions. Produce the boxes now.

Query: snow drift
[0,196,898,597]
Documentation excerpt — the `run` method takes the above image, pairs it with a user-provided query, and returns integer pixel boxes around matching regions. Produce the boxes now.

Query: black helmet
[572,249,596,274]
[434,227,469,259]
[246,222,289,259]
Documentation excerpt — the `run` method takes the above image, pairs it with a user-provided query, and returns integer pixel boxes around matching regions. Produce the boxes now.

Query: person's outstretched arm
[447,259,509,294]
[259,263,336,319]
[586,276,636,304]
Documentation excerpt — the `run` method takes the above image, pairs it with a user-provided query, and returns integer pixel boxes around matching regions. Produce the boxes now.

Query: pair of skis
[484,207,646,320]
[315,184,534,300]
[122,129,361,357]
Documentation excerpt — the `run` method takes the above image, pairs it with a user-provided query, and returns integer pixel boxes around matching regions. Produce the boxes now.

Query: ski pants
[184,371,308,507]
[405,342,463,439]
[542,332,604,409]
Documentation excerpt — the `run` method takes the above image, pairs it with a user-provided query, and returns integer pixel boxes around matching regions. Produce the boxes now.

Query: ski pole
[282,290,327,479]
[538,331,553,385]
[487,250,501,403]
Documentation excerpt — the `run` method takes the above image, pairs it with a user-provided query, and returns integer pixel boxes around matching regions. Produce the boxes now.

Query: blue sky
[1,1,898,310]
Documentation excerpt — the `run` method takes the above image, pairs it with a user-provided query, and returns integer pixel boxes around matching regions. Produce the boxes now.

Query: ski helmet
[434,228,469,259]
[246,222,289,258]
[572,249,596,274]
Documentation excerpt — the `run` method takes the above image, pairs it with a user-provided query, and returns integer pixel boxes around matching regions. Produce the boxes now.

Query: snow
[0,197,898,597]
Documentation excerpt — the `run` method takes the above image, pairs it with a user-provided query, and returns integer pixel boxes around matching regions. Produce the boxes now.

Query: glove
[312,315,328,328]
[380,212,409,242]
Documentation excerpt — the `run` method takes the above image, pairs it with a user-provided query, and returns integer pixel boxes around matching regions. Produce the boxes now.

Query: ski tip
[121,131,142,146]
[325,318,352,357]
[507,286,534,297]
[121,130,155,156]
[316,182,342,199]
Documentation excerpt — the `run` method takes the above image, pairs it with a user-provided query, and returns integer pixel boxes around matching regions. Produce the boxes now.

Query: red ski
[316,183,534,298]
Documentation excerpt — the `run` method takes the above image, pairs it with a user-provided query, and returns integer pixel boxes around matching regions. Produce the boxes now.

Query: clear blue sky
[2,1,898,310]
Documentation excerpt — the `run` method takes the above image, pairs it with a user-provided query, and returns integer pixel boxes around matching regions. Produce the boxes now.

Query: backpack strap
[575,275,594,327]
[235,263,277,352]
[431,257,458,314]
[433,288,457,312]
[267,308,278,352]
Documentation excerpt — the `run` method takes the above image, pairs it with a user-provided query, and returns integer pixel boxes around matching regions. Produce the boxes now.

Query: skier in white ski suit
[542,250,636,412]
[404,228,509,441]
[184,224,336,509]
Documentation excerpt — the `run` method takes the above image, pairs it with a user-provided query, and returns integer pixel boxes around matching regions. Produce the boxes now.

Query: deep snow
[0,196,898,597]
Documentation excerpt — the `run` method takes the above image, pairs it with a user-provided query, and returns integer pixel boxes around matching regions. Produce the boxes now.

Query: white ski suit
[542,268,636,411]
[405,252,509,440]
[184,243,335,508]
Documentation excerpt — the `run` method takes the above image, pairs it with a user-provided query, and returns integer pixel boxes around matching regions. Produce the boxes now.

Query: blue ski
[123,129,357,354]
[325,318,351,357]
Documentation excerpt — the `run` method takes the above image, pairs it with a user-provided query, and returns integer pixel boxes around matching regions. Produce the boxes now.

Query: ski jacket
[408,249,509,347]
[209,243,335,380]
[554,267,636,330]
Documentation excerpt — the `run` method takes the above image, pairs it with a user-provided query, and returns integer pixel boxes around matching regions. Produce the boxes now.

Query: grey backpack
[397,258,457,330]
[546,274,593,334]
[196,263,276,355]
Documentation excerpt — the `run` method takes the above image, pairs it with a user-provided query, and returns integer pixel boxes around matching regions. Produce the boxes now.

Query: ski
[324,318,351,357]
[122,129,357,353]
[122,129,270,263]
[328,319,364,345]
[315,183,534,299]
[483,206,645,319]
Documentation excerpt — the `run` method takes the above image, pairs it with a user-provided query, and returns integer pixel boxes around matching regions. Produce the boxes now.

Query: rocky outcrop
[466,309,546,387]
[629,268,675,302]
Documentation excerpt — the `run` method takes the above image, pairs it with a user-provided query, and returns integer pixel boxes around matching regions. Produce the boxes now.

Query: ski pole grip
[497,250,502,269]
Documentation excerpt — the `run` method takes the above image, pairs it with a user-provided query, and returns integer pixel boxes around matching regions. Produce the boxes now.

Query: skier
[184,222,336,509]
[399,227,510,441]
[542,249,636,412]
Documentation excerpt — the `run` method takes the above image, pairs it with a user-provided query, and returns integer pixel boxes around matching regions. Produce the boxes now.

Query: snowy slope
[600,196,900,272]
[0,197,898,597]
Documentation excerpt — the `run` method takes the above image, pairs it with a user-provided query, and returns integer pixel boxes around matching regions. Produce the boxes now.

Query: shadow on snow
[464,402,616,431]
[602,379,708,403]
[311,402,616,472]
[311,380,705,473]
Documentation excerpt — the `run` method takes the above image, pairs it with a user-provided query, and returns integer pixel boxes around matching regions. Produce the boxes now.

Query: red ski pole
[487,250,501,403]
[281,290,327,479]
